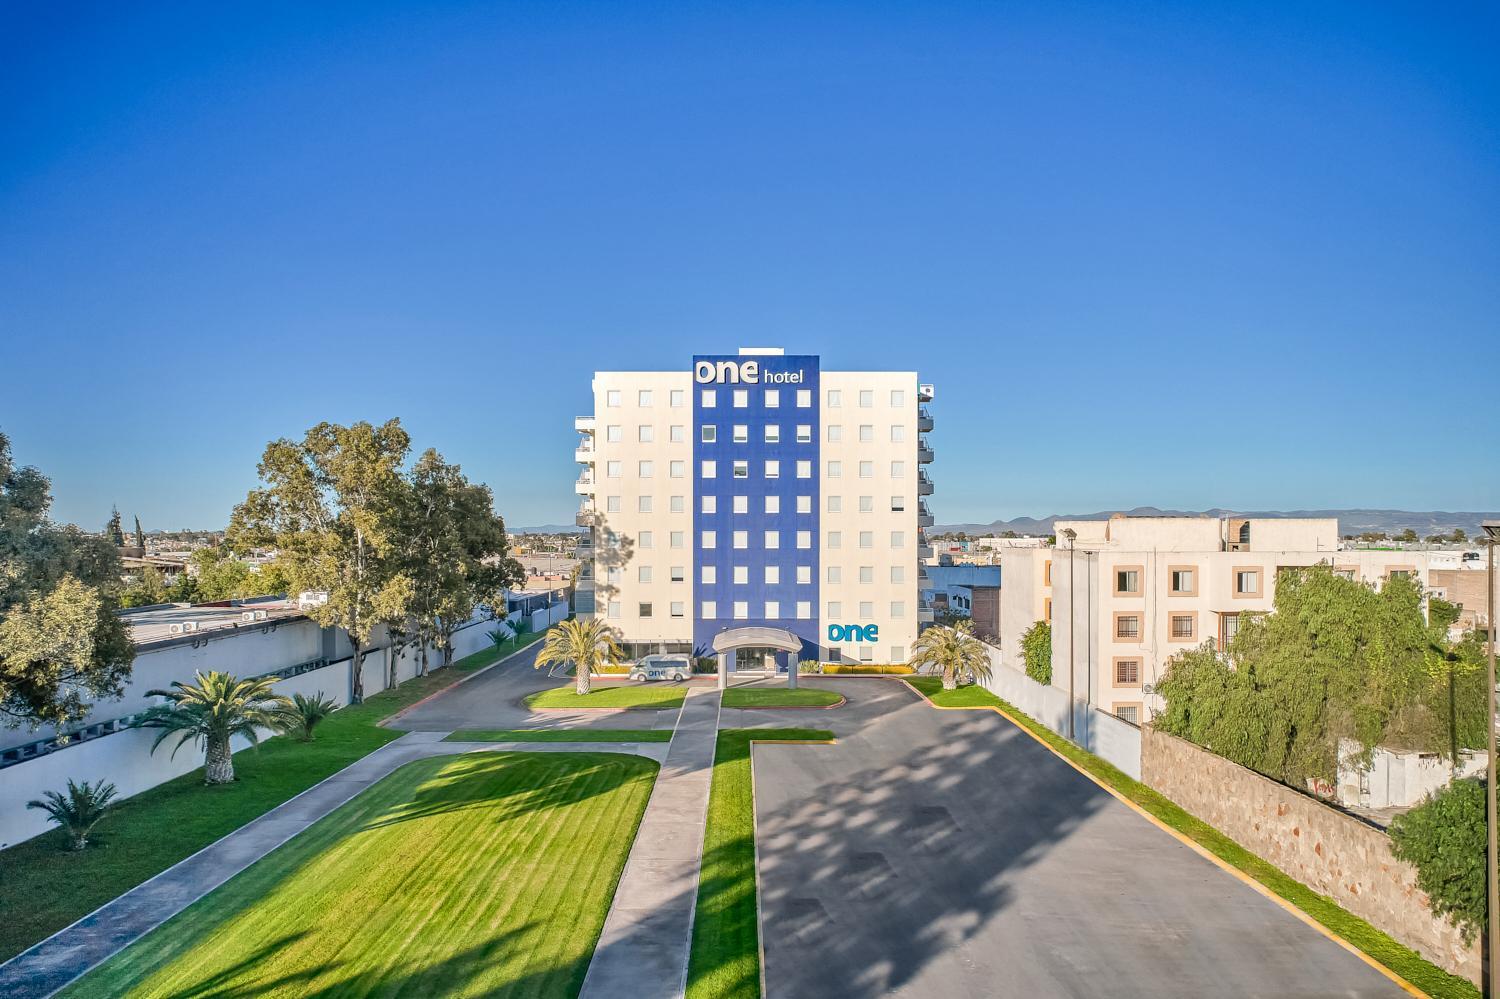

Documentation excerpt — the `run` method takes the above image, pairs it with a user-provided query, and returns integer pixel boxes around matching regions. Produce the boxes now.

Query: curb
[722,695,847,710]
[380,638,543,727]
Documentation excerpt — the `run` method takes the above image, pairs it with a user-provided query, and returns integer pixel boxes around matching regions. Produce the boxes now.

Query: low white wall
[980,644,1142,780]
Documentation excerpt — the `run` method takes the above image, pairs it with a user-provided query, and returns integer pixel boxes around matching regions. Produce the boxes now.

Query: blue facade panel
[692,354,820,659]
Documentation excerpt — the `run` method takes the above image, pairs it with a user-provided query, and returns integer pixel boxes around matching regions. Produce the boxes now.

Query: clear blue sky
[2,1,1496,530]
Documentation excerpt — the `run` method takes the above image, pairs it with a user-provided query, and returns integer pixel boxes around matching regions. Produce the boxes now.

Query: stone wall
[1140,727,1480,985]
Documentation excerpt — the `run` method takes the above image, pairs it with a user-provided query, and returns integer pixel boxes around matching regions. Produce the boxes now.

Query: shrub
[1021,621,1052,685]
[1389,778,1486,940]
[798,659,822,674]
[822,664,914,675]
[595,665,631,675]
[27,779,119,851]
[288,692,339,741]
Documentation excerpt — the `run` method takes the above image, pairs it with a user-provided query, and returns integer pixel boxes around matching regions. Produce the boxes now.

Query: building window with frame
[796,424,812,443]
[859,390,873,407]
[607,600,621,619]
[702,495,717,514]
[1114,613,1141,641]
[765,460,780,478]
[639,602,653,618]
[701,389,716,408]
[765,424,780,443]
[796,495,811,513]
[733,530,748,549]
[827,389,842,408]
[796,389,812,408]
[797,460,812,479]
[859,461,874,478]
[733,424,748,443]
[733,566,749,584]
[638,424,654,443]
[765,495,780,514]
[670,530,684,549]
[765,600,780,618]
[671,602,685,618]
[702,600,717,619]
[1113,658,1141,685]
[797,530,812,549]
[670,389,685,408]
[797,565,811,584]
[1168,566,1197,596]
[671,566,685,582]
[1219,612,1241,646]
[765,565,780,584]
[1233,568,1261,597]
[765,530,780,549]
[638,496,653,513]
[890,461,905,478]
[764,388,780,408]
[733,601,748,619]
[890,425,906,442]
[702,565,717,584]
[732,389,748,408]
[606,425,623,442]
[827,460,841,478]
[733,461,749,479]
[606,390,622,407]
[1170,613,1196,640]
[890,496,905,512]
[1114,704,1141,725]
[1114,566,1142,595]
[859,425,874,442]
[733,495,748,514]
[827,531,841,549]
[701,425,717,442]
[701,530,717,549]
[701,460,717,479]
[797,601,812,619]
[638,390,653,407]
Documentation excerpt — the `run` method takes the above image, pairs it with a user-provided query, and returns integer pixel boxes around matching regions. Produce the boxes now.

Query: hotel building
[573,348,935,670]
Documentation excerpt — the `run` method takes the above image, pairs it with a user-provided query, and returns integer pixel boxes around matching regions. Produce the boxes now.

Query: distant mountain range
[933,507,1500,538]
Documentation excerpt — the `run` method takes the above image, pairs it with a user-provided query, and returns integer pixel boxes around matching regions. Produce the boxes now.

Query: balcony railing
[917,543,934,560]
[575,507,594,527]
[918,473,934,495]
[574,444,596,464]
[574,474,596,495]
[918,407,933,432]
[917,443,934,463]
[574,415,596,434]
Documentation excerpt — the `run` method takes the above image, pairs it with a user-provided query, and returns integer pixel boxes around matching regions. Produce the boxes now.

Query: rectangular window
[827,424,842,442]
[1234,568,1261,597]
[827,460,841,478]
[671,566,685,582]
[1114,613,1141,641]
[1114,658,1141,685]
[1220,612,1241,645]
[765,424,780,443]
[796,495,811,513]
[1170,614,1196,640]
[733,530,748,549]
[796,424,812,443]
[670,460,685,478]
[670,495,684,512]
[671,601,685,617]
[606,495,622,512]
[1115,704,1141,725]
[859,390,873,407]
[890,565,905,583]
[890,645,905,662]
[827,565,842,583]
[827,601,842,618]
[765,460,780,478]
[606,460,622,478]
[859,601,874,618]
[702,530,717,549]
[860,496,874,512]
[670,425,685,443]
[638,425,654,443]
[890,496,905,512]
[859,565,873,583]
[733,495,748,514]
[827,389,842,408]
[733,601,748,619]
[638,495,653,513]
[796,565,811,584]
[638,566,653,583]
[890,461,905,478]
[765,566,780,584]
[1168,566,1197,596]
[859,531,873,549]
[701,389,716,408]
[890,601,905,618]
[607,390,622,407]
[638,460,653,478]
[702,600,717,618]
[608,600,621,618]
[890,531,905,548]
[639,602,653,618]
[859,645,874,662]
[733,460,749,479]
[859,461,874,478]
[702,495,717,514]
[827,495,842,513]
[891,389,905,407]
[796,389,812,407]
[765,600,780,618]
[1044,560,1052,586]
[733,389,748,408]
[890,425,906,442]
[701,425,717,442]
[765,530,780,549]
[796,460,812,479]
[765,495,780,514]
[764,389,780,408]
[702,565,717,584]
[701,460,717,479]
[1114,567,1141,595]
[638,531,653,548]
[827,531,842,549]
[607,425,623,442]
[734,566,749,584]
[733,424,748,443]
[796,530,812,549]
[797,601,812,619]
[859,424,874,442]
[670,389,685,408]
[638,390,653,407]
[670,530,684,549]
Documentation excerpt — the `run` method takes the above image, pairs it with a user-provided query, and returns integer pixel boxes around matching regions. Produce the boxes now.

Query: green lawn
[904,677,1480,999]
[720,687,842,708]
[0,640,515,963]
[63,751,657,998]
[687,728,835,999]
[445,728,673,743]
[526,683,687,710]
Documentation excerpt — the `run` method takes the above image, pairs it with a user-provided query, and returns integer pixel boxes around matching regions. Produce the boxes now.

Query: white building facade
[574,348,935,669]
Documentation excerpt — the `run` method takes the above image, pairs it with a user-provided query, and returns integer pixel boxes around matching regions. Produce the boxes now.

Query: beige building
[999,515,1436,724]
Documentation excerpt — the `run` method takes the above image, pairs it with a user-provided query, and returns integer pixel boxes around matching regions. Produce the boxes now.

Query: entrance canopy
[710,626,804,655]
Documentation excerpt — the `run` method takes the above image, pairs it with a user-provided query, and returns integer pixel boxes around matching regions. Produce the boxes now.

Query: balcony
[574,415,596,434]
[575,505,594,527]
[575,533,596,556]
[574,442,596,464]
[917,502,934,528]
[917,442,934,463]
[918,383,934,403]
[918,407,933,432]
[574,473,596,495]
[918,472,934,496]
[918,543,934,560]
[917,601,935,624]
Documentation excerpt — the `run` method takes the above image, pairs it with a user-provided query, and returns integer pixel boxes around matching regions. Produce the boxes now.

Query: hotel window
[890,461,906,478]
[606,567,622,583]
[734,601,748,619]
[1114,704,1141,725]
[1170,614,1196,640]
[670,389,685,408]
[732,389,749,408]
[606,425,623,442]
[670,531,684,549]
[859,601,874,618]
[797,601,812,619]
[891,601,905,618]
[638,496,653,513]
[702,495,717,514]
[765,566,780,584]
[701,530,717,549]
[734,566,749,584]
[890,645,905,662]
[669,460,685,478]
[638,425,654,443]
[859,495,874,512]
[859,565,874,583]
[796,495,811,513]
[765,530,780,549]
[733,461,749,479]
[606,390,622,407]
[890,531,905,548]
[797,460,812,478]
[1220,612,1242,645]
[796,424,812,443]
[702,600,717,619]
[796,389,812,407]
[1045,598,1052,621]
[797,530,812,549]
[1387,567,1413,581]
[765,389,780,408]
[671,566,685,582]
[1044,560,1052,586]
[765,495,780,514]
[606,460,622,478]
[733,495,748,514]
[765,600,780,618]
[701,460,717,478]
[606,495,622,513]
[827,495,842,513]
[671,602,685,617]
[891,565,905,583]
[638,390,653,407]
[1114,658,1141,685]
[859,425,874,442]
[890,425,905,442]
[827,601,842,617]
[891,389,905,407]
[890,496,905,512]
[797,565,811,584]
[638,461,654,478]
[607,600,621,618]
[828,531,842,548]
[859,461,874,478]
[1234,568,1260,596]
[701,425,717,442]
[1169,566,1196,595]
[859,390,873,407]
[670,425,685,443]
[671,495,685,512]
[733,424,748,443]
[765,460,780,478]
[858,531,873,548]
[828,460,842,478]
[827,389,842,408]
[1114,567,1141,595]
[765,424,780,443]
[827,425,842,442]
[733,530,748,549]
[827,566,842,583]
[639,531,653,548]
[701,389,716,408]
[702,565,717,584]
[638,566,653,583]
[859,645,875,662]
[1115,613,1141,640]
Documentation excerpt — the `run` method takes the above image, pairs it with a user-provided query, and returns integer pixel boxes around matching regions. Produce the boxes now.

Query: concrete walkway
[579,684,722,999]
[0,732,669,999]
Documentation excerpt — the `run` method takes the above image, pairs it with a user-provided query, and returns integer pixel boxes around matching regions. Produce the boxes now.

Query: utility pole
[1483,520,1499,999]
[1064,527,1077,741]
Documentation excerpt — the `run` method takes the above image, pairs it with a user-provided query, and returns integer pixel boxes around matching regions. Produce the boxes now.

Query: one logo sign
[827,623,879,643]
[693,359,806,385]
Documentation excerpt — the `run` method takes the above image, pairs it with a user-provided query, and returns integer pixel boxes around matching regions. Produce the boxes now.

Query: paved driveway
[744,679,1406,999]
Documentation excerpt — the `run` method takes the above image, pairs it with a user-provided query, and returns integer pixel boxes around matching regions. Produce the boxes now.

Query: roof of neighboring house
[924,564,1002,588]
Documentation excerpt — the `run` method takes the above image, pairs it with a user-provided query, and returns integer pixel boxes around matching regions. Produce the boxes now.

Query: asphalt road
[747,679,1407,999]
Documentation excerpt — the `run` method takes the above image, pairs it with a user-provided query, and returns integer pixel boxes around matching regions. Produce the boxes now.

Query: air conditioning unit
[1142,683,1155,696]
[297,591,329,610]
[253,609,268,621]
[241,612,257,623]
[168,621,200,635]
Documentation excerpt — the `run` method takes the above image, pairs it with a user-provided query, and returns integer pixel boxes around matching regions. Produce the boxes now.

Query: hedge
[821,664,914,675]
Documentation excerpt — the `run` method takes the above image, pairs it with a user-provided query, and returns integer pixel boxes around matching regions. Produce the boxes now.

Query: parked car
[628,654,692,682]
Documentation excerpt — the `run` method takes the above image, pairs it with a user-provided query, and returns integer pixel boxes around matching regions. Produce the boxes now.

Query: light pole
[1483,519,1499,999]
[1064,527,1077,741]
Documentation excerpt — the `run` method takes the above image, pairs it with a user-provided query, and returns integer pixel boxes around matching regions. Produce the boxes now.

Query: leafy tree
[1397,528,1418,543]
[288,691,339,741]
[119,565,168,608]
[132,515,144,550]
[228,420,414,703]
[135,671,294,784]
[105,506,125,546]
[1451,528,1467,544]
[1389,778,1485,940]
[533,618,623,695]
[1021,620,1052,685]
[0,432,135,729]
[27,779,119,850]
[908,619,992,691]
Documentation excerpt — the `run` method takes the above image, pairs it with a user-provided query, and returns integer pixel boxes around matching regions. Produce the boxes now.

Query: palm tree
[908,619,993,691]
[533,618,623,695]
[27,779,118,850]
[289,692,339,741]
[135,671,295,784]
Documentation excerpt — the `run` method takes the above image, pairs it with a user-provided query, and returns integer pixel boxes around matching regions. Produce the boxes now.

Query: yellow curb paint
[901,681,1428,999]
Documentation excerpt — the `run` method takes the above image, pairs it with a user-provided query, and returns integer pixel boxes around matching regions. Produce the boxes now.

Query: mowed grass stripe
[61,751,656,998]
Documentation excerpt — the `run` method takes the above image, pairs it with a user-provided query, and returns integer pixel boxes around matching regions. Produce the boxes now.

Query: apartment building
[574,348,935,669]
[998,515,1436,724]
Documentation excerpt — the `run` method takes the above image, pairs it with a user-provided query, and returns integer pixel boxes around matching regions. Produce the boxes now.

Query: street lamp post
[1064,527,1077,741]
[1483,520,1499,999]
